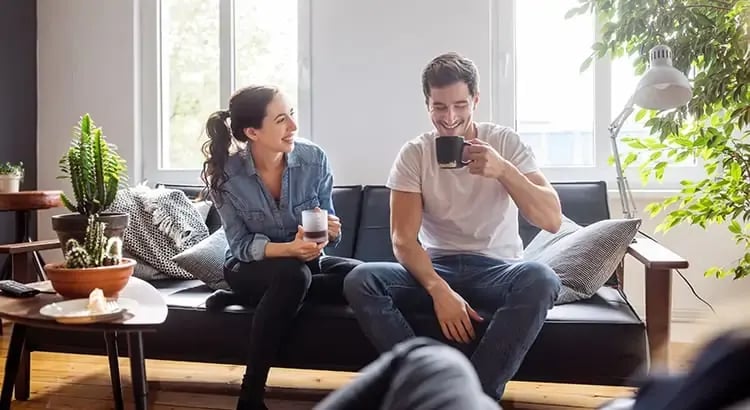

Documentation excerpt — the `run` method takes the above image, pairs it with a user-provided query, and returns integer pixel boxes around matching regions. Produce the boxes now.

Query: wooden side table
[0,277,168,410]
[0,191,63,282]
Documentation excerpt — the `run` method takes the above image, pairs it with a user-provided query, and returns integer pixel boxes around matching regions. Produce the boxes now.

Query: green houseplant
[569,0,750,279]
[45,215,135,299]
[0,161,23,193]
[52,114,130,252]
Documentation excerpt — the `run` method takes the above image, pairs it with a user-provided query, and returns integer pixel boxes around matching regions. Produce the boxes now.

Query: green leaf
[579,56,593,72]
[730,220,742,234]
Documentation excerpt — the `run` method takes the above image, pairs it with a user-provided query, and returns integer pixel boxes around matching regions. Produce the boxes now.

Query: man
[343,52,563,400]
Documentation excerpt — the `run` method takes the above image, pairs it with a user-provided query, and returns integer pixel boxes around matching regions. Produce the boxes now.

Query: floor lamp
[609,45,693,219]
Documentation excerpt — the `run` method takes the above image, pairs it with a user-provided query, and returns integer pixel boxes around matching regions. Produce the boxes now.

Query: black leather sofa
[14,181,689,396]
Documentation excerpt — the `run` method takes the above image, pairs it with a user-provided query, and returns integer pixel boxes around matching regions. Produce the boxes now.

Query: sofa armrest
[627,236,689,270]
[624,235,689,372]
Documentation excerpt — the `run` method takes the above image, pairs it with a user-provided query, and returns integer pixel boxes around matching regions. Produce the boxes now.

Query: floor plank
[0,323,695,409]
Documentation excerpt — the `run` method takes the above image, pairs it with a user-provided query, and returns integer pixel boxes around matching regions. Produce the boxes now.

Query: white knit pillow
[524,217,641,304]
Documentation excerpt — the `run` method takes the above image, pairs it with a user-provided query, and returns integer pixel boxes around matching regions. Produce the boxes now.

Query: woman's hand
[287,226,327,261]
[327,213,341,241]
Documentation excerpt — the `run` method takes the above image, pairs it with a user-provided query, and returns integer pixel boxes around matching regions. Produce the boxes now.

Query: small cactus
[101,237,123,266]
[64,216,123,268]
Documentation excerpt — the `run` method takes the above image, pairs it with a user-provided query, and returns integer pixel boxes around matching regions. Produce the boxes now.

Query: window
[516,0,594,168]
[501,0,703,188]
[141,0,305,183]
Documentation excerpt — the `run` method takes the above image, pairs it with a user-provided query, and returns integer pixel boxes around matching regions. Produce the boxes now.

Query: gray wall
[0,0,38,267]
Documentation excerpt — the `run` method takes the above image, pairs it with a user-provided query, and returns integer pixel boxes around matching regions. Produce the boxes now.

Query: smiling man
[343,52,563,401]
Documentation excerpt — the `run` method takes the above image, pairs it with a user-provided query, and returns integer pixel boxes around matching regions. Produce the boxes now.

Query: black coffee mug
[435,136,471,169]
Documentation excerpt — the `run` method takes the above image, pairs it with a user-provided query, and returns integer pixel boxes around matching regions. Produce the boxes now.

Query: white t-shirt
[386,122,539,261]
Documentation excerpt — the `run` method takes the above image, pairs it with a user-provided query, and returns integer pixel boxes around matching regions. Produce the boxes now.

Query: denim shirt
[211,138,340,262]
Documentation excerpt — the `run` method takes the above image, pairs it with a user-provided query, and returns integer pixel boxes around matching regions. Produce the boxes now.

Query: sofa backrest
[158,181,611,262]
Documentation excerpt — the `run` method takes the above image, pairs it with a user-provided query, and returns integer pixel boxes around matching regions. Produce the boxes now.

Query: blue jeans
[342,254,561,400]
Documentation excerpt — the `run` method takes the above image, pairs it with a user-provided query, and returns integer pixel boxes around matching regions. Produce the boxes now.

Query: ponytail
[200,85,279,205]
[201,109,232,206]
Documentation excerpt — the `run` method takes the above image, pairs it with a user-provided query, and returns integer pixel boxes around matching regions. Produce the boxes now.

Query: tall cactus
[58,114,128,217]
[64,216,123,268]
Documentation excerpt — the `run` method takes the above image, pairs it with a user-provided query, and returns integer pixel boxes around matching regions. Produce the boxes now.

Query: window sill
[607,188,682,200]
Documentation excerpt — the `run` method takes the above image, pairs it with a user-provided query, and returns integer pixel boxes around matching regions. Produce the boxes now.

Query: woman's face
[244,93,298,153]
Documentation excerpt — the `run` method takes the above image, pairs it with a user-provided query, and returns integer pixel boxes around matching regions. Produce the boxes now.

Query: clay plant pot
[51,212,129,256]
[44,258,136,299]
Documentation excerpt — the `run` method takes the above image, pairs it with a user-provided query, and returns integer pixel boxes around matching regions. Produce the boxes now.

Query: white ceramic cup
[301,209,328,243]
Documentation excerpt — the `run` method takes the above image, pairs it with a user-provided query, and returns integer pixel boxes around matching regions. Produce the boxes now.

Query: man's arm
[499,169,562,233]
[390,190,445,293]
[390,190,483,344]
[466,138,562,233]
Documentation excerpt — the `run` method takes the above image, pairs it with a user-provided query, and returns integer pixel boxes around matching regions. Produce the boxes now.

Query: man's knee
[518,261,561,301]
[343,263,379,303]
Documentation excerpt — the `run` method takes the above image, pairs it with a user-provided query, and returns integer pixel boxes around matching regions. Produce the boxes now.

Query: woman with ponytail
[201,85,361,410]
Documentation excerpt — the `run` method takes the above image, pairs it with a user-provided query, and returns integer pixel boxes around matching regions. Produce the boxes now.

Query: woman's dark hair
[200,85,279,205]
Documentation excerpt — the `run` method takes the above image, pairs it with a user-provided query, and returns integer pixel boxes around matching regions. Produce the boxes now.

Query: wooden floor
[0,323,696,410]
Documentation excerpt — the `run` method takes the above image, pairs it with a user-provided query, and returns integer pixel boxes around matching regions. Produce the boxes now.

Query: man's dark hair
[421,52,479,104]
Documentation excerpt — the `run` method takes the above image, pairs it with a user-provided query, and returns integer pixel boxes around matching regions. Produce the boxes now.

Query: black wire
[636,230,716,315]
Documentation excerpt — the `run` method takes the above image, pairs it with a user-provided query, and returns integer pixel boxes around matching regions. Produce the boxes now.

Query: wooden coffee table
[0,277,167,410]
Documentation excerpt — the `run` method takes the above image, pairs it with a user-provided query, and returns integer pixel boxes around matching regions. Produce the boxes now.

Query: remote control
[0,280,40,298]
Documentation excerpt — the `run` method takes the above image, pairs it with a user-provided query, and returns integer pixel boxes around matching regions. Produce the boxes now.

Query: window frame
[139,0,311,185]
[140,0,702,190]
[491,1,704,192]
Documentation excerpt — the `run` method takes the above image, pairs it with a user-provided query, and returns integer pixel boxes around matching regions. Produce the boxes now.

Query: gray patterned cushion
[172,228,230,290]
[109,185,209,280]
[524,217,641,304]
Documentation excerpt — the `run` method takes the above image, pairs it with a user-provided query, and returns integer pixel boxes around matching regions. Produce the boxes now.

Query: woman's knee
[273,257,313,291]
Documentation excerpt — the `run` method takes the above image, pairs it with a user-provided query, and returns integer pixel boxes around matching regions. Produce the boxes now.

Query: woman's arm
[318,154,342,246]
[213,192,290,262]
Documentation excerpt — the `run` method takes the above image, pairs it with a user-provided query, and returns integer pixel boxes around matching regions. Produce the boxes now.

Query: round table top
[0,190,63,211]
[0,277,168,332]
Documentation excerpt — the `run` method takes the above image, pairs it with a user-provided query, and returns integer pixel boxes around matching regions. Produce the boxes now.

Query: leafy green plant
[0,161,23,176]
[569,0,750,279]
[64,215,123,268]
[58,114,127,217]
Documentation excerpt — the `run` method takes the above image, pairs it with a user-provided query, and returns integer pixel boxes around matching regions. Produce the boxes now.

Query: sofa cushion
[145,281,644,385]
[171,228,230,291]
[519,181,610,247]
[525,217,641,304]
[324,185,362,258]
[353,186,396,262]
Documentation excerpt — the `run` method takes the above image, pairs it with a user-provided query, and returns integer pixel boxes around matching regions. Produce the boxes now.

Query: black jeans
[223,255,362,404]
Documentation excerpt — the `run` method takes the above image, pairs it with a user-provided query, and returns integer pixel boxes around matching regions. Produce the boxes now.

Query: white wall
[35,0,749,323]
[36,0,141,249]
[310,0,493,185]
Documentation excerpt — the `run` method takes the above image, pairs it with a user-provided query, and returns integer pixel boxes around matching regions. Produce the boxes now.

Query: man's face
[427,81,479,137]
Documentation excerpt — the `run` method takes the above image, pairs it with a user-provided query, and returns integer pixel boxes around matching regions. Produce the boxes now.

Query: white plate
[39,298,139,324]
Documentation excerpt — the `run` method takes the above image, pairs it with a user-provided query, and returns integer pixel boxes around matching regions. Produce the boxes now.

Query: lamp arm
[609,96,638,219]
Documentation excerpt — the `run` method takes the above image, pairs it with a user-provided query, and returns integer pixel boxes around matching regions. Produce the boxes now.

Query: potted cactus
[52,114,129,251]
[44,215,135,299]
[0,161,23,193]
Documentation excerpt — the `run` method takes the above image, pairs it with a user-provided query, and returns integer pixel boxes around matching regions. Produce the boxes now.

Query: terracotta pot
[44,258,136,299]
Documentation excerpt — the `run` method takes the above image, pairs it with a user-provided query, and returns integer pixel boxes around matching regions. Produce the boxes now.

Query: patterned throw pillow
[109,185,210,280]
[523,217,641,304]
[172,228,230,290]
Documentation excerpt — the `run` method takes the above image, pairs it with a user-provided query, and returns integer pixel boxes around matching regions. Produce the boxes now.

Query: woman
[201,85,361,410]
